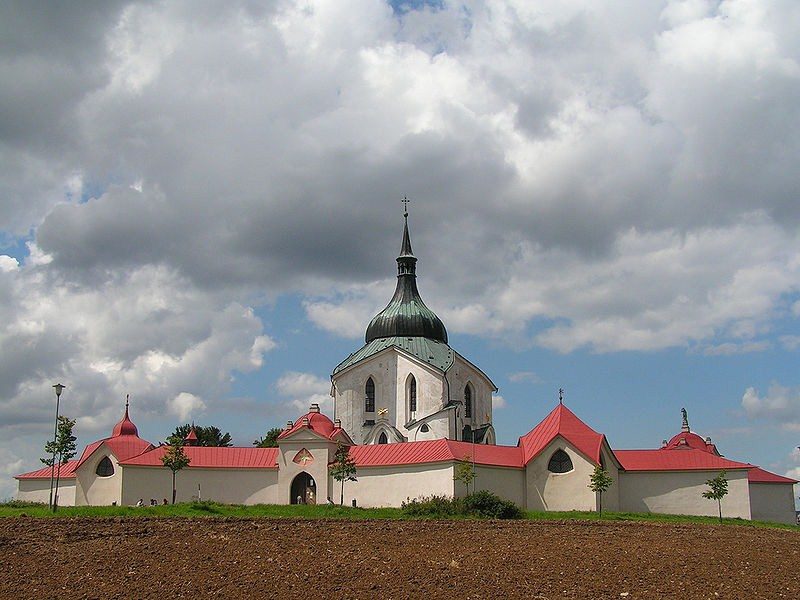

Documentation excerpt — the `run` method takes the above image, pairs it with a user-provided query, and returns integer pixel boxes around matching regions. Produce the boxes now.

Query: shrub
[401,491,523,519]
[189,500,223,513]
[462,490,524,519]
[401,495,462,517]
[0,500,45,508]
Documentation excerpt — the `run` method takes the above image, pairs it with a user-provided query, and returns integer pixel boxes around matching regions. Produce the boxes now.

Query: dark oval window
[378,432,388,444]
[96,456,114,477]
[547,449,573,473]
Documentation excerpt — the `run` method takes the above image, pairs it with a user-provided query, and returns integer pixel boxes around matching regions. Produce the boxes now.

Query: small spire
[399,202,415,260]
[558,388,564,404]
[185,424,199,446]
[681,407,690,433]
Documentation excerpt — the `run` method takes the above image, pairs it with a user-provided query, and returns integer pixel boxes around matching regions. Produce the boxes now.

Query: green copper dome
[364,213,448,344]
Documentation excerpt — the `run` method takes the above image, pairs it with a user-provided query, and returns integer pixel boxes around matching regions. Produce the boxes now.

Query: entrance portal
[290,472,316,505]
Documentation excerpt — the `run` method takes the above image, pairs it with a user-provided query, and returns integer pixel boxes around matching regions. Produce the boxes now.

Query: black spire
[364,208,448,344]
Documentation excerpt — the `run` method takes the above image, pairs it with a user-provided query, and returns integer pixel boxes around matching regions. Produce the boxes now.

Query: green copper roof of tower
[332,335,455,376]
[364,213,448,344]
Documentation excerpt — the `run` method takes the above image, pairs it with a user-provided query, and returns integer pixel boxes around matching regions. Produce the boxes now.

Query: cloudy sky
[2,0,800,501]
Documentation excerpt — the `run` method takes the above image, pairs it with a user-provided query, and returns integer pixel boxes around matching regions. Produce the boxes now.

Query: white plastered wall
[333,349,401,444]
[455,464,526,507]
[599,445,620,512]
[344,463,455,507]
[120,465,279,505]
[333,347,497,445]
[395,354,447,438]
[618,469,751,519]
[75,448,123,506]
[525,437,598,512]
[749,482,796,525]
[446,354,496,440]
[17,479,76,506]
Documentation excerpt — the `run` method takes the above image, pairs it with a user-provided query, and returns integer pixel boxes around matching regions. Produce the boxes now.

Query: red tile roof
[664,431,719,454]
[76,435,154,468]
[349,438,522,468]
[75,404,154,468]
[278,406,350,442]
[518,403,606,465]
[15,459,79,480]
[121,446,279,468]
[615,449,752,471]
[748,466,797,484]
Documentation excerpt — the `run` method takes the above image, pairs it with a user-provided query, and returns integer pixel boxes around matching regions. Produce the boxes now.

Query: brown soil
[1,517,798,599]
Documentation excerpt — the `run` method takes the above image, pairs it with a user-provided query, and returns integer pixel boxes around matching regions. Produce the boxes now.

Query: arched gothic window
[96,456,114,477]
[409,375,417,412]
[464,384,472,418]
[365,377,375,413]
[548,449,573,473]
[378,432,388,444]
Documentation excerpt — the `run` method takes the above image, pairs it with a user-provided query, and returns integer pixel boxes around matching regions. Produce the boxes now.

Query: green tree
[588,464,613,516]
[167,424,233,447]
[41,415,77,512]
[328,442,357,506]
[161,441,191,504]
[253,427,284,448]
[453,454,477,493]
[702,470,729,523]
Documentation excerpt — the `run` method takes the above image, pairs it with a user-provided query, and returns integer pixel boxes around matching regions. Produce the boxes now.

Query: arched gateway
[290,472,316,505]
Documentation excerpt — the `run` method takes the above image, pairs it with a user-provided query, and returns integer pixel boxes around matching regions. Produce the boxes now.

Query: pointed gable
[518,403,607,465]
[76,402,153,468]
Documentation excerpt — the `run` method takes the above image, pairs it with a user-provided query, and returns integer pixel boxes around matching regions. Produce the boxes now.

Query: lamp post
[48,383,65,511]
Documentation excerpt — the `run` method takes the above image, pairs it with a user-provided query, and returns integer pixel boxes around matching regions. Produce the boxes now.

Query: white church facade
[17,214,797,524]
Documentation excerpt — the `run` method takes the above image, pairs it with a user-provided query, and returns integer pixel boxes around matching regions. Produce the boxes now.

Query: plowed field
[1,517,798,599]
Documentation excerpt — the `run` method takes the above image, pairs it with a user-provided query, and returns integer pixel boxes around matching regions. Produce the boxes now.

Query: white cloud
[0,447,26,500]
[508,371,542,384]
[703,341,771,356]
[167,392,206,423]
[0,256,18,272]
[742,384,800,428]
[780,336,800,351]
[2,0,800,492]
[276,371,332,415]
[492,394,506,410]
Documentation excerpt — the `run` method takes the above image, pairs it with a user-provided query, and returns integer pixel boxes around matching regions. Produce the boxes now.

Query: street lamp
[48,383,65,511]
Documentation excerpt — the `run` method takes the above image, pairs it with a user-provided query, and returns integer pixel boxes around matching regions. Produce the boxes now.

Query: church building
[16,213,797,524]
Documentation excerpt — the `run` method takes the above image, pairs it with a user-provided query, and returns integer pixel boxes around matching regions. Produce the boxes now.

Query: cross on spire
[402,195,410,216]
